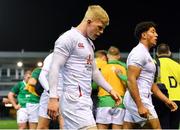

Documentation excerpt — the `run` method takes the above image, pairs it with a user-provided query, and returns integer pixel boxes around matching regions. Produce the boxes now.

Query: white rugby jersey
[54,27,95,97]
[42,53,63,91]
[127,43,156,92]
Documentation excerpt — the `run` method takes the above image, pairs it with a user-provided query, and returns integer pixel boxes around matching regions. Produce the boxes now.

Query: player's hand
[109,89,122,106]
[166,100,178,112]
[47,98,59,120]
[2,98,10,104]
[138,105,151,118]
[115,69,122,75]
[14,104,21,110]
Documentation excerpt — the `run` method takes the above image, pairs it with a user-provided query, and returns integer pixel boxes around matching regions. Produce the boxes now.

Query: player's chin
[89,36,96,40]
[152,41,157,46]
[92,34,99,40]
[93,36,98,40]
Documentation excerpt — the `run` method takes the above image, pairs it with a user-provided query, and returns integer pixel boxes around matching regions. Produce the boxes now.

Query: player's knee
[18,123,27,129]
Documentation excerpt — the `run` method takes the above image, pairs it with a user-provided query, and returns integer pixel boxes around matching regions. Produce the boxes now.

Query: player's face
[87,20,106,40]
[145,27,158,47]
[24,73,31,83]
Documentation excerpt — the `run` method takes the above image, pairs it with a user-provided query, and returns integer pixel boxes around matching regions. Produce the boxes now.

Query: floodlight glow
[37,61,43,67]
[17,61,23,67]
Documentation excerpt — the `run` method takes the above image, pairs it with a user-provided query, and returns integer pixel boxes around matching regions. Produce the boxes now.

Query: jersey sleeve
[11,82,20,94]
[42,53,53,72]
[127,51,146,68]
[54,33,76,58]
[31,68,41,80]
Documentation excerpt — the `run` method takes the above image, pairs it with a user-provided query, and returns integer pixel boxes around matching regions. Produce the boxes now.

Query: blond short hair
[83,5,109,26]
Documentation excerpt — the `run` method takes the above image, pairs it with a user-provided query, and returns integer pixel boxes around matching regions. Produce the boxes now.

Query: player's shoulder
[55,28,79,44]
[44,53,53,62]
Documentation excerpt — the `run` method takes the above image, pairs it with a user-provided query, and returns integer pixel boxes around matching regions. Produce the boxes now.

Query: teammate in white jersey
[37,53,64,129]
[123,21,178,129]
[47,5,121,129]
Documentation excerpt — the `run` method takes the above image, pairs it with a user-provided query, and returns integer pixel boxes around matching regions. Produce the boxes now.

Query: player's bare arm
[48,52,66,120]
[151,83,178,111]
[128,65,150,118]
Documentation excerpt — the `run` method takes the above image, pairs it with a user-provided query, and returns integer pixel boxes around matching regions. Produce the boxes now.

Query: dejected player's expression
[87,20,106,40]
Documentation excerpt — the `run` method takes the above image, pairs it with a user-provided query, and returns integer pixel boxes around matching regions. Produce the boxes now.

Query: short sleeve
[31,68,41,79]
[127,51,146,68]
[11,82,20,94]
[42,53,53,72]
[54,33,76,58]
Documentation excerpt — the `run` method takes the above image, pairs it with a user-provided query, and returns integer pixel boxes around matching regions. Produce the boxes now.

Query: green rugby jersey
[11,81,40,108]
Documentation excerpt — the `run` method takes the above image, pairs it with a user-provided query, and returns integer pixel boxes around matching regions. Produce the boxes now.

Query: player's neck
[76,22,88,38]
[140,40,152,50]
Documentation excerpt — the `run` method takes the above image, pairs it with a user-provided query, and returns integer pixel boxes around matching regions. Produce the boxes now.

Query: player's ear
[168,51,172,57]
[142,32,146,38]
[87,19,92,24]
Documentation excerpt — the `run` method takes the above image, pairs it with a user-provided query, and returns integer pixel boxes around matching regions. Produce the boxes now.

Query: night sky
[0,0,180,52]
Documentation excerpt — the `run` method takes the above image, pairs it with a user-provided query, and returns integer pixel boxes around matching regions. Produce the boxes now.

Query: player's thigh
[29,122,38,129]
[97,123,109,129]
[37,116,50,129]
[143,118,161,129]
[123,121,140,129]
[18,123,28,129]
[112,124,123,129]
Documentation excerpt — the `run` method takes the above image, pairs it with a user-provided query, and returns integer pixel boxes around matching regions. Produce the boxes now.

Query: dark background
[0,0,179,52]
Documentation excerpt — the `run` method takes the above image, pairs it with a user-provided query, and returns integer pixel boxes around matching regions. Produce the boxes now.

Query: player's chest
[73,41,94,59]
[144,57,156,73]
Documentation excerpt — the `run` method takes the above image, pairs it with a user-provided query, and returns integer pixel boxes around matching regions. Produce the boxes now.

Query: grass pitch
[0,120,17,129]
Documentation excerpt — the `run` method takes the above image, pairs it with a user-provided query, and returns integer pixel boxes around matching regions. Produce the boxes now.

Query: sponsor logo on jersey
[78,43,84,48]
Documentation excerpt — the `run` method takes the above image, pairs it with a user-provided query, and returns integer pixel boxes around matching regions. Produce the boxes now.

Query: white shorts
[39,90,63,119]
[96,107,125,125]
[123,91,158,126]
[61,92,96,129]
[39,91,50,119]
[17,103,39,123]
